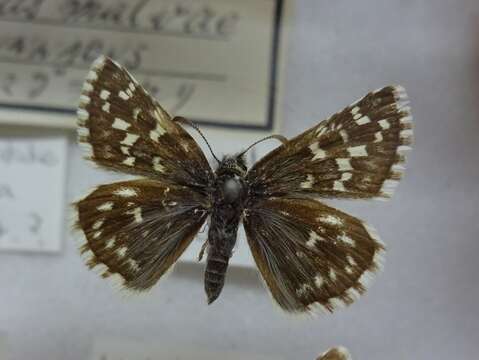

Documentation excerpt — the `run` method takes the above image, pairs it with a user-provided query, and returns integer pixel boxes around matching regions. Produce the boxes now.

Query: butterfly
[74,56,413,314]
[317,347,352,360]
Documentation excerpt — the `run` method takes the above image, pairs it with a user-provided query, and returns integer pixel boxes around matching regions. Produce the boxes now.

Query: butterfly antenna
[239,134,288,157]
[173,116,221,164]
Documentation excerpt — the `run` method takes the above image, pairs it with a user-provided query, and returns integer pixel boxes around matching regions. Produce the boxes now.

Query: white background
[1,1,479,359]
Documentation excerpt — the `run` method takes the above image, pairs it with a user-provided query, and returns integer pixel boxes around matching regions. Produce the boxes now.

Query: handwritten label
[92,338,280,360]
[0,136,67,252]
[0,0,285,131]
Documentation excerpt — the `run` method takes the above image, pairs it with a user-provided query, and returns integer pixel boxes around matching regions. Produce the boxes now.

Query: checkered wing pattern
[74,180,208,290]
[247,86,413,199]
[77,56,213,188]
[244,197,384,314]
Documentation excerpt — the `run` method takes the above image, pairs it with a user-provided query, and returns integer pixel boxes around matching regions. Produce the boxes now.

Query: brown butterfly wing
[77,56,213,188]
[247,86,413,199]
[243,197,384,314]
[74,180,208,290]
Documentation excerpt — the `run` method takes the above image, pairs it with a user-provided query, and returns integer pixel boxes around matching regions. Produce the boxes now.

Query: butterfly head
[216,154,247,177]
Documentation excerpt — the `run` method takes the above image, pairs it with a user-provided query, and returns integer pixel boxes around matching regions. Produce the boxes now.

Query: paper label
[0,0,286,131]
[0,135,67,252]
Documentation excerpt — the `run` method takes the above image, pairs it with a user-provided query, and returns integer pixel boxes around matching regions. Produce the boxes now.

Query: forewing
[247,86,413,199]
[74,180,208,290]
[77,56,213,188]
[243,197,384,314]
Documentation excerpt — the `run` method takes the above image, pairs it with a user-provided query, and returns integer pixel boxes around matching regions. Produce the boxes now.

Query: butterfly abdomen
[204,165,247,304]
[205,245,231,304]
[204,201,243,304]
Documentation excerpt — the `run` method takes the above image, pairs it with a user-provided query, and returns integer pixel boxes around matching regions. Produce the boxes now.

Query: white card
[0,0,288,132]
[0,135,67,252]
[92,338,280,360]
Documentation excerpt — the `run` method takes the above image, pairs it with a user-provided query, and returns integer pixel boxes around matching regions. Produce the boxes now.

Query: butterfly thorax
[204,156,248,304]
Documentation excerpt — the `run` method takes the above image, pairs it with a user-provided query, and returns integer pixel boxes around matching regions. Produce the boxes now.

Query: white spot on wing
[120,133,139,146]
[374,131,383,143]
[347,256,356,266]
[77,109,89,121]
[77,127,90,137]
[153,157,164,173]
[315,125,328,137]
[112,118,130,131]
[378,119,390,130]
[100,90,110,100]
[329,297,346,309]
[97,202,114,212]
[122,157,135,166]
[346,288,361,303]
[118,90,129,100]
[114,188,137,198]
[333,181,345,191]
[127,207,143,223]
[356,116,371,125]
[300,174,315,189]
[400,129,414,139]
[133,108,141,120]
[121,146,130,155]
[373,247,385,271]
[309,142,327,160]
[82,82,93,93]
[339,233,355,246]
[306,230,322,248]
[116,246,128,258]
[128,259,140,271]
[106,238,115,249]
[339,129,349,143]
[397,145,412,154]
[92,219,104,230]
[87,70,98,81]
[296,283,314,297]
[314,274,324,288]
[102,102,110,113]
[318,215,343,226]
[79,143,93,157]
[336,158,353,171]
[79,95,90,105]
[400,115,413,125]
[347,145,368,157]
[149,123,167,142]
[92,55,107,70]
[329,268,337,281]
[358,270,375,289]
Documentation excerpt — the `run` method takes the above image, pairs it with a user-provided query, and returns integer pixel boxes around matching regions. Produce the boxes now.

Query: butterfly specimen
[74,56,413,314]
[317,347,352,360]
